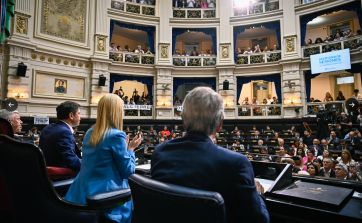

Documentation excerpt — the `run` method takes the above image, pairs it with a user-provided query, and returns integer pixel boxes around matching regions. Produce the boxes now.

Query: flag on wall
[0,0,15,44]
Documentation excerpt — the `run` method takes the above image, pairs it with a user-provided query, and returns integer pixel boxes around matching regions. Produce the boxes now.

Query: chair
[128,174,227,223]
[0,118,14,137]
[0,134,131,223]
[0,118,74,181]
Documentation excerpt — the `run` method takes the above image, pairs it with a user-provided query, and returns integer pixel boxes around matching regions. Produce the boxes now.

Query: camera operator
[316,106,332,139]
[337,112,352,136]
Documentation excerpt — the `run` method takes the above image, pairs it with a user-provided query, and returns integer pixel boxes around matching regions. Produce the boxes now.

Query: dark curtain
[110,74,154,100]
[172,28,217,54]
[304,63,362,101]
[303,70,321,101]
[236,74,281,103]
[300,0,362,46]
[233,20,281,62]
[110,20,155,53]
[173,77,216,98]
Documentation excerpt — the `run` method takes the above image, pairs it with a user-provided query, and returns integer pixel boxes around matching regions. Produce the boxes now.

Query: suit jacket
[39,121,81,171]
[65,128,135,223]
[151,132,270,223]
[319,168,336,178]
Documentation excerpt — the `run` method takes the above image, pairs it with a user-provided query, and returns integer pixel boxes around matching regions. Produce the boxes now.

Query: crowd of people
[305,29,362,46]
[236,44,279,57]
[125,0,155,5]
[114,87,152,105]
[1,86,361,223]
[173,0,216,8]
[174,46,214,57]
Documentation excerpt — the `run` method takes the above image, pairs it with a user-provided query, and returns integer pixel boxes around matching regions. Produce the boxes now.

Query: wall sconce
[98,74,106,86]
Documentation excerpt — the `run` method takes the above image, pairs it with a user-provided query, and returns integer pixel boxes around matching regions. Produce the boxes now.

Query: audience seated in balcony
[254,44,262,53]
[134,45,144,54]
[336,91,345,101]
[243,47,253,54]
[323,92,334,102]
[186,0,195,8]
[190,46,199,56]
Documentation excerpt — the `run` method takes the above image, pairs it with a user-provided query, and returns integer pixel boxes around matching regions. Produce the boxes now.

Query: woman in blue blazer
[65,94,142,223]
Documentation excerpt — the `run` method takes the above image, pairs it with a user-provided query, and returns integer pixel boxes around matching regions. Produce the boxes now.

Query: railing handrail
[172,6,216,10]
[112,51,155,56]
[236,50,281,56]
[172,55,217,58]
[302,35,362,49]
[112,0,156,7]
[233,0,279,16]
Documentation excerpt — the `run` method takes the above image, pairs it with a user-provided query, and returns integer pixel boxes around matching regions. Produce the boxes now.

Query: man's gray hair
[181,87,224,136]
[0,109,18,122]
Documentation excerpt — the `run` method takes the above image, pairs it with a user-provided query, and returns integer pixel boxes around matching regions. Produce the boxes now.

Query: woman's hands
[127,132,143,151]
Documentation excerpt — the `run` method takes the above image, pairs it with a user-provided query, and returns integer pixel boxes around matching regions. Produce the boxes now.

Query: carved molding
[159,43,169,59]
[15,15,28,35]
[284,35,297,54]
[35,0,89,48]
[95,34,107,52]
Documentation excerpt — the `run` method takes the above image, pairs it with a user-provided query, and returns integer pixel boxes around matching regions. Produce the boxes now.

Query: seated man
[39,101,82,172]
[151,87,269,223]
[0,109,23,135]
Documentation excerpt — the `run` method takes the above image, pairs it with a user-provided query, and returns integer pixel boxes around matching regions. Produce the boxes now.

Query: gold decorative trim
[56,58,61,64]
[95,35,106,52]
[31,54,37,60]
[159,43,169,59]
[35,0,89,48]
[48,57,53,62]
[40,55,45,61]
[284,35,297,54]
[71,60,76,66]
[16,15,28,35]
[63,60,69,65]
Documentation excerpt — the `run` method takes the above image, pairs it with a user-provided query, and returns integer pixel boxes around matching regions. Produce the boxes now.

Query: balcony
[236,51,281,65]
[233,0,279,17]
[237,104,282,117]
[124,104,153,118]
[111,0,155,16]
[295,0,322,6]
[173,7,216,19]
[302,36,362,58]
[306,101,345,116]
[172,55,217,67]
[110,52,155,65]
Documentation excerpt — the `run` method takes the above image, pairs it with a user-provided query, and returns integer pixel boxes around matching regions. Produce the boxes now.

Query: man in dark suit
[39,101,82,172]
[151,87,269,223]
[319,157,336,178]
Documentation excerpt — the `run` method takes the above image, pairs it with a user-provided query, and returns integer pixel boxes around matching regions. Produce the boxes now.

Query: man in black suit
[151,87,269,223]
[39,101,82,172]
[319,157,336,178]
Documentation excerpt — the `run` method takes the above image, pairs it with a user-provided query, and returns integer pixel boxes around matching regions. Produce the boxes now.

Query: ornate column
[90,0,112,116]
[280,0,304,118]
[155,0,173,119]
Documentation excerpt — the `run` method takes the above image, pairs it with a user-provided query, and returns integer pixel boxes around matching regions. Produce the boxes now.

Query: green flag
[0,0,15,44]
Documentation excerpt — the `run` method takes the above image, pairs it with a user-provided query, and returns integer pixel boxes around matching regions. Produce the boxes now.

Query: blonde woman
[65,94,142,223]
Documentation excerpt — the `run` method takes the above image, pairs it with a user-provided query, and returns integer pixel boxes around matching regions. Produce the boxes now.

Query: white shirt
[60,120,74,134]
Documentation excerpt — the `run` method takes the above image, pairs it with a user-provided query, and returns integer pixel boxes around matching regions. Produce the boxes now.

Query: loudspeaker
[223,80,229,90]
[17,62,27,77]
[98,75,106,86]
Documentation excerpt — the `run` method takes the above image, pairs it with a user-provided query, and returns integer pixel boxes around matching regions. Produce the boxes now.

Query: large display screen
[310,49,351,74]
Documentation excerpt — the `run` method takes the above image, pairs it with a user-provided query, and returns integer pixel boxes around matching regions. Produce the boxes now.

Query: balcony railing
[173,7,216,19]
[237,104,282,117]
[111,0,155,16]
[236,51,281,65]
[233,0,279,16]
[302,35,362,57]
[295,0,322,6]
[173,55,217,67]
[306,101,346,116]
[110,52,155,65]
[124,104,153,117]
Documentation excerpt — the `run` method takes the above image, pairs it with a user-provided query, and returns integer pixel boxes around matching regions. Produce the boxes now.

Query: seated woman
[323,92,334,102]
[253,44,261,53]
[65,94,142,223]
[336,91,345,101]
